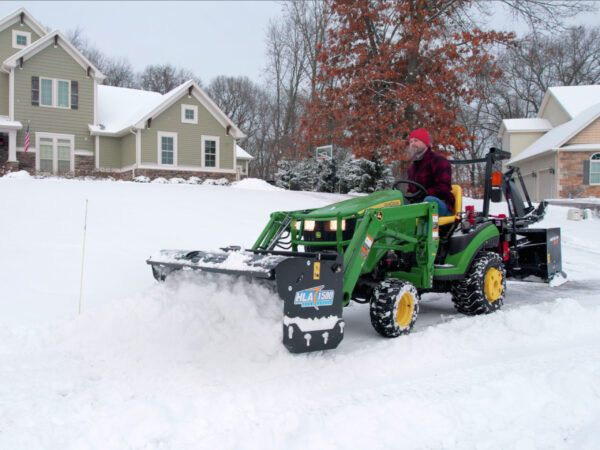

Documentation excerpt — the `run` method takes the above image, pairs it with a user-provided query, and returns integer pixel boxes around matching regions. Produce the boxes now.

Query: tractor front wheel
[451,251,506,315]
[370,280,419,337]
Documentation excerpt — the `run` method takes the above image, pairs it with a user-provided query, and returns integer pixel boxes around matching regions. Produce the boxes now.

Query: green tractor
[148,148,565,353]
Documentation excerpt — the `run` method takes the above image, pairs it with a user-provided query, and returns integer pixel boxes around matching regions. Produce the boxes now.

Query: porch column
[8,129,17,162]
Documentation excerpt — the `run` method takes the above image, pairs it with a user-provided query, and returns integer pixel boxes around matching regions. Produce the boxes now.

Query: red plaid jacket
[407,149,455,213]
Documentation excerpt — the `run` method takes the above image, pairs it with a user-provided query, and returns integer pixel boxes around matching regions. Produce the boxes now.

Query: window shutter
[71,81,78,110]
[583,160,590,185]
[31,76,39,106]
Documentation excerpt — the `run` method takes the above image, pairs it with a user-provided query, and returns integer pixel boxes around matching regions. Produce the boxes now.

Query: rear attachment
[147,248,345,353]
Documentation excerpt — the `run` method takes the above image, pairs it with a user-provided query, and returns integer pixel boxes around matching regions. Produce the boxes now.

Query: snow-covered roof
[0,116,22,130]
[236,145,253,160]
[2,30,105,81]
[540,85,600,119]
[0,8,47,37]
[510,102,600,164]
[92,86,166,135]
[91,80,246,140]
[499,118,552,138]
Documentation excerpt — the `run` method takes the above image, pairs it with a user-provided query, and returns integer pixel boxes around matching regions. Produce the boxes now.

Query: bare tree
[137,64,201,94]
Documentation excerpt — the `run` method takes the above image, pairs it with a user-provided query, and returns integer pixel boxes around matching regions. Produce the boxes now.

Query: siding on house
[509,132,546,157]
[0,73,8,115]
[121,133,136,167]
[98,136,120,168]
[140,95,234,170]
[0,21,41,60]
[567,117,600,145]
[542,96,571,127]
[13,44,95,151]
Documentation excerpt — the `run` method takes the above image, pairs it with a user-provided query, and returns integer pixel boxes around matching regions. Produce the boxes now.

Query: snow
[500,117,551,135]
[231,177,283,191]
[236,144,253,160]
[0,176,599,449]
[547,85,600,118]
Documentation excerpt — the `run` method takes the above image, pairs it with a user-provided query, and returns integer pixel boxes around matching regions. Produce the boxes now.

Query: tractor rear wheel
[370,279,419,337]
[451,251,506,315]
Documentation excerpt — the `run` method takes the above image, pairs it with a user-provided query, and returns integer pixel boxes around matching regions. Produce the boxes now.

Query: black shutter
[31,76,39,106]
[71,81,78,110]
[583,160,590,185]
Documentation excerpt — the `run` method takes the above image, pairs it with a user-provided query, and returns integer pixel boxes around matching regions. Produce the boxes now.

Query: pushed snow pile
[232,177,283,191]
[2,170,31,179]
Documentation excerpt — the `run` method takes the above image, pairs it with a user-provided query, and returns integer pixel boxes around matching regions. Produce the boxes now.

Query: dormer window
[181,104,198,124]
[12,30,31,49]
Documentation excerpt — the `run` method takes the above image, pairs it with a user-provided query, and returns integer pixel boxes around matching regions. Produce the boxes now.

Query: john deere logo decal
[294,285,335,310]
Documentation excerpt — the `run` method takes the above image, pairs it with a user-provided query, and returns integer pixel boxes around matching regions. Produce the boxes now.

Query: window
[181,104,198,124]
[39,78,70,108]
[157,132,177,166]
[57,81,70,108]
[205,140,216,167]
[36,133,74,174]
[12,30,31,49]
[591,153,600,185]
[41,78,53,106]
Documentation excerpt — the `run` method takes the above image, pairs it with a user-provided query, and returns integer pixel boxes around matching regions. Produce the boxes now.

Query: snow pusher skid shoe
[147,248,345,353]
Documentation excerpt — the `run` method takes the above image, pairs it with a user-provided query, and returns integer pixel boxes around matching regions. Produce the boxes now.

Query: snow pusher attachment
[147,248,345,353]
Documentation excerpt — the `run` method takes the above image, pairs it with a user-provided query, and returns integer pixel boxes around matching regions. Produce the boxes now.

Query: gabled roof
[92,85,164,135]
[538,85,600,120]
[0,8,47,37]
[236,145,253,160]
[498,118,552,138]
[2,30,105,81]
[133,80,246,140]
[509,102,600,164]
[90,80,247,140]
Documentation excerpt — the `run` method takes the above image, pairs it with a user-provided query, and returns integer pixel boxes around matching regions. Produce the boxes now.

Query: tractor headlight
[326,219,346,231]
[304,220,316,231]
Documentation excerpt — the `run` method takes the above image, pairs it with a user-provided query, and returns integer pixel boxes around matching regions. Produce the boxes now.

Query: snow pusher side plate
[147,249,345,353]
[275,254,345,353]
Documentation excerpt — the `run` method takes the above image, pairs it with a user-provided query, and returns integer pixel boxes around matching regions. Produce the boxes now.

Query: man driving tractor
[407,128,455,216]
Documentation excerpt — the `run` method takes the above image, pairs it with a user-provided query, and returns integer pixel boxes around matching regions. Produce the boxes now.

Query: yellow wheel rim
[395,292,414,327]
[484,267,503,303]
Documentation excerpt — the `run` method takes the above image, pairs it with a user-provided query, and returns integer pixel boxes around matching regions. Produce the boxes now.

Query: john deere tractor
[148,148,564,353]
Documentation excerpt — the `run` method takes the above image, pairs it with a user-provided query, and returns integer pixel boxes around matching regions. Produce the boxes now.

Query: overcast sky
[1,1,598,88]
[1,1,285,86]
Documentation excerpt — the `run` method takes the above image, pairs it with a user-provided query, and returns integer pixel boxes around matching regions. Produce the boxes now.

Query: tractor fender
[434,222,500,280]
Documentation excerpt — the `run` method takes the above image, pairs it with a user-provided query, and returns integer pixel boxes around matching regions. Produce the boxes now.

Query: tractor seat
[438,185,462,226]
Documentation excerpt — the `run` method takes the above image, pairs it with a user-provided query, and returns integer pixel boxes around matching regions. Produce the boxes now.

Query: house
[0,8,249,180]
[498,85,600,201]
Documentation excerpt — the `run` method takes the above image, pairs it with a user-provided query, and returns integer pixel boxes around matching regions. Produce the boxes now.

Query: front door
[37,134,74,174]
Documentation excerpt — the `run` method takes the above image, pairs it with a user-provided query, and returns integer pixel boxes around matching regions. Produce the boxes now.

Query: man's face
[408,137,427,158]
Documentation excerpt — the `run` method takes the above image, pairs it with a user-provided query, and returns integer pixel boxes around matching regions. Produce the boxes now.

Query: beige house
[0,8,250,181]
[498,85,600,201]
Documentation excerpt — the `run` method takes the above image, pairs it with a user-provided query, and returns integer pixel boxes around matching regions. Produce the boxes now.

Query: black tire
[370,279,419,337]
[451,251,506,315]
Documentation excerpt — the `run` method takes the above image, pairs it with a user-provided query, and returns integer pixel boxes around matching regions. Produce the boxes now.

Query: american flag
[24,121,30,152]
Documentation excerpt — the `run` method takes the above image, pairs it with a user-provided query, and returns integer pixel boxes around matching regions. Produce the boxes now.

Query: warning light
[492,172,502,186]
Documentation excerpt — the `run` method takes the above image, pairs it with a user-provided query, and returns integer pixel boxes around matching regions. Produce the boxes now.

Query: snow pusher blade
[147,248,345,353]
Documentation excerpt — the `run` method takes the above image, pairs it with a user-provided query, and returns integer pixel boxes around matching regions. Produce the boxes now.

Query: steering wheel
[392,180,428,203]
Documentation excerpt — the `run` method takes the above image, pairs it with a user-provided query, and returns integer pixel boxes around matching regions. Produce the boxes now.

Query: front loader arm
[342,203,439,303]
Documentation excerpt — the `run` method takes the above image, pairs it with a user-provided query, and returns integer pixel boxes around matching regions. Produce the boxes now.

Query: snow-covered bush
[169,177,186,184]
[151,177,168,184]
[133,176,150,183]
[2,170,32,179]
[186,176,203,185]
[203,177,230,186]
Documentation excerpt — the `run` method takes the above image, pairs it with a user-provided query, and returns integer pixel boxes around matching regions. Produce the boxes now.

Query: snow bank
[2,169,31,179]
[231,178,283,191]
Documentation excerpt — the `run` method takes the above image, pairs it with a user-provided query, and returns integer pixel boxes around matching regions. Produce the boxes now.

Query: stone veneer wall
[558,151,600,198]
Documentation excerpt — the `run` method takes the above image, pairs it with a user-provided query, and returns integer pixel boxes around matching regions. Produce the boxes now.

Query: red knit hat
[409,128,431,148]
